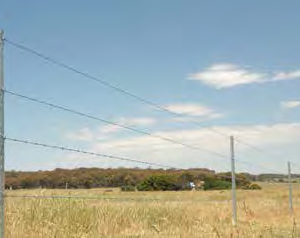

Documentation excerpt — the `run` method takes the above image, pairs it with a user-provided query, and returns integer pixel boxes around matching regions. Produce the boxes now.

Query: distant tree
[137,174,181,191]
[203,177,231,190]
[4,167,224,190]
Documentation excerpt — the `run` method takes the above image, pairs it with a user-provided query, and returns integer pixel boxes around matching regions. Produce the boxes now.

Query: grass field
[4,183,300,237]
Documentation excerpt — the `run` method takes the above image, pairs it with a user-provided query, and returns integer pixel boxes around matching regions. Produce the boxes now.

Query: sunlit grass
[4,183,300,237]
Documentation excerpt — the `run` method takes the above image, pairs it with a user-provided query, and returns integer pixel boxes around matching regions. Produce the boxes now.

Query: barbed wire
[3,39,234,139]
[4,38,296,175]
[4,89,230,160]
[5,38,297,165]
[5,90,290,175]
[4,137,178,169]
[6,135,287,175]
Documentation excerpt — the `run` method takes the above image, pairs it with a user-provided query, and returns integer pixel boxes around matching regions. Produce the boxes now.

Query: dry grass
[4,183,300,237]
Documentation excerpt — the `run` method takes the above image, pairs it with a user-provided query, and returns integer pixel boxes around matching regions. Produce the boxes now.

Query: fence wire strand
[3,37,298,201]
[4,137,178,169]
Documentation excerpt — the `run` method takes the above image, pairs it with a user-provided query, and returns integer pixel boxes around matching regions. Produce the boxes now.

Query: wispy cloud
[281,100,300,109]
[274,71,300,81]
[62,123,300,171]
[166,103,223,120]
[92,123,300,153]
[67,117,156,142]
[188,63,300,89]
[99,117,156,134]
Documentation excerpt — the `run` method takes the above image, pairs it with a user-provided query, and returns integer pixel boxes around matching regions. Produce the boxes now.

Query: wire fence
[1,35,299,236]
[3,38,295,172]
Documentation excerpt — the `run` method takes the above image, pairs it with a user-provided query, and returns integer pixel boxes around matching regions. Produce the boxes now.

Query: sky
[1,1,300,173]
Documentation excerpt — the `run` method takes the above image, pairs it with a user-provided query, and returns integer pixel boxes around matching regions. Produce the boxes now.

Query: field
[4,183,300,238]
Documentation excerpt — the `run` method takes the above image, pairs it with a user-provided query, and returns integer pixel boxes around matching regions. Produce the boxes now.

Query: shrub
[203,177,231,190]
[137,175,181,191]
[247,183,262,190]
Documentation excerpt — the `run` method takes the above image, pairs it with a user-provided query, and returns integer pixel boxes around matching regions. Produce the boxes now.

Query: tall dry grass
[4,183,300,237]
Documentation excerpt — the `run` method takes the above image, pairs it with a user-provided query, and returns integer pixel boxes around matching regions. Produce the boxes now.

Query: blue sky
[1,1,300,173]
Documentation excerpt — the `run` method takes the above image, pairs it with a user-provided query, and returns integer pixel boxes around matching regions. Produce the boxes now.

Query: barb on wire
[4,137,177,169]
[4,89,229,160]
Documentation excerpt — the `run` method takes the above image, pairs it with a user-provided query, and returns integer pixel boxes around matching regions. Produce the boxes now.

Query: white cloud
[118,117,156,126]
[59,123,300,172]
[166,103,223,120]
[274,70,300,81]
[99,117,156,134]
[166,103,212,117]
[188,63,265,89]
[92,123,300,153]
[281,100,300,109]
[99,124,120,134]
[67,117,156,142]
[188,63,300,89]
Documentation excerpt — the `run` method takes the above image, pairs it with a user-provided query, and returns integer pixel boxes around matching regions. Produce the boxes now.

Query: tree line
[5,167,266,190]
